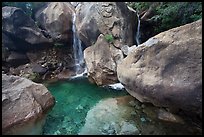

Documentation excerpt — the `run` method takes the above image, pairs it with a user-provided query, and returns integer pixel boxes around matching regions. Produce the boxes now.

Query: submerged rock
[79,96,139,135]
[117,19,202,118]
[119,121,139,135]
[2,74,55,135]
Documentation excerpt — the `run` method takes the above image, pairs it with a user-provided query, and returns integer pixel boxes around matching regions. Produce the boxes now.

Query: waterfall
[72,12,84,75]
[135,12,140,46]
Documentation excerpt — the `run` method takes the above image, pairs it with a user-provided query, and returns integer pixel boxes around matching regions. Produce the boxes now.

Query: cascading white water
[72,12,84,74]
[136,12,140,46]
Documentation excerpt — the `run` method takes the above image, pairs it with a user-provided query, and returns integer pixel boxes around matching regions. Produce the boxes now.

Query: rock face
[2,6,51,51]
[76,2,137,47]
[2,74,55,135]
[77,2,137,85]
[35,2,75,44]
[117,19,202,118]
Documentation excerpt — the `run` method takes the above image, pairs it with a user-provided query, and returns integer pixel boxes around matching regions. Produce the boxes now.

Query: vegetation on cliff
[127,2,202,34]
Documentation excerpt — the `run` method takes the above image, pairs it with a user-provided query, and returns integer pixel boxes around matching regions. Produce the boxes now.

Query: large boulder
[2,6,51,51]
[35,2,75,44]
[2,74,55,135]
[84,34,124,85]
[78,2,137,85]
[76,2,137,48]
[117,19,202,118]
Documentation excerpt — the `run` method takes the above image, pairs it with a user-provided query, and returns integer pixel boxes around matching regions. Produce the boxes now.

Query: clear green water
[42,77,128,135]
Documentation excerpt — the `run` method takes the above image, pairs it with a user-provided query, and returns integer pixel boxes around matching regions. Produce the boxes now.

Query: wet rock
[2,74,55,135]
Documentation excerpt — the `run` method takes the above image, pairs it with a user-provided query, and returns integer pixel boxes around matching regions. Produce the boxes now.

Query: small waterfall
[135,12,140,46]
[72,12,84,75]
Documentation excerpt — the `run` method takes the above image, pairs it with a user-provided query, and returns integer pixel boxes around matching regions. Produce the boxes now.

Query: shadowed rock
[2,6,52,51]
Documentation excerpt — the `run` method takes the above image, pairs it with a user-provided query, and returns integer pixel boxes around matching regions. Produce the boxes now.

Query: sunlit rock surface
[117,19,202,118]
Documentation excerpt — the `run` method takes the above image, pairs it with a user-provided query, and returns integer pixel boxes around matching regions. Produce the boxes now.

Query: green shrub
[154,2,202,34]
[104,34,114,43]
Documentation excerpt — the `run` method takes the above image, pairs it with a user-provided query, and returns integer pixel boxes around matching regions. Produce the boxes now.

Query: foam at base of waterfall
[70,68,87,79]
[107,83,125,90]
